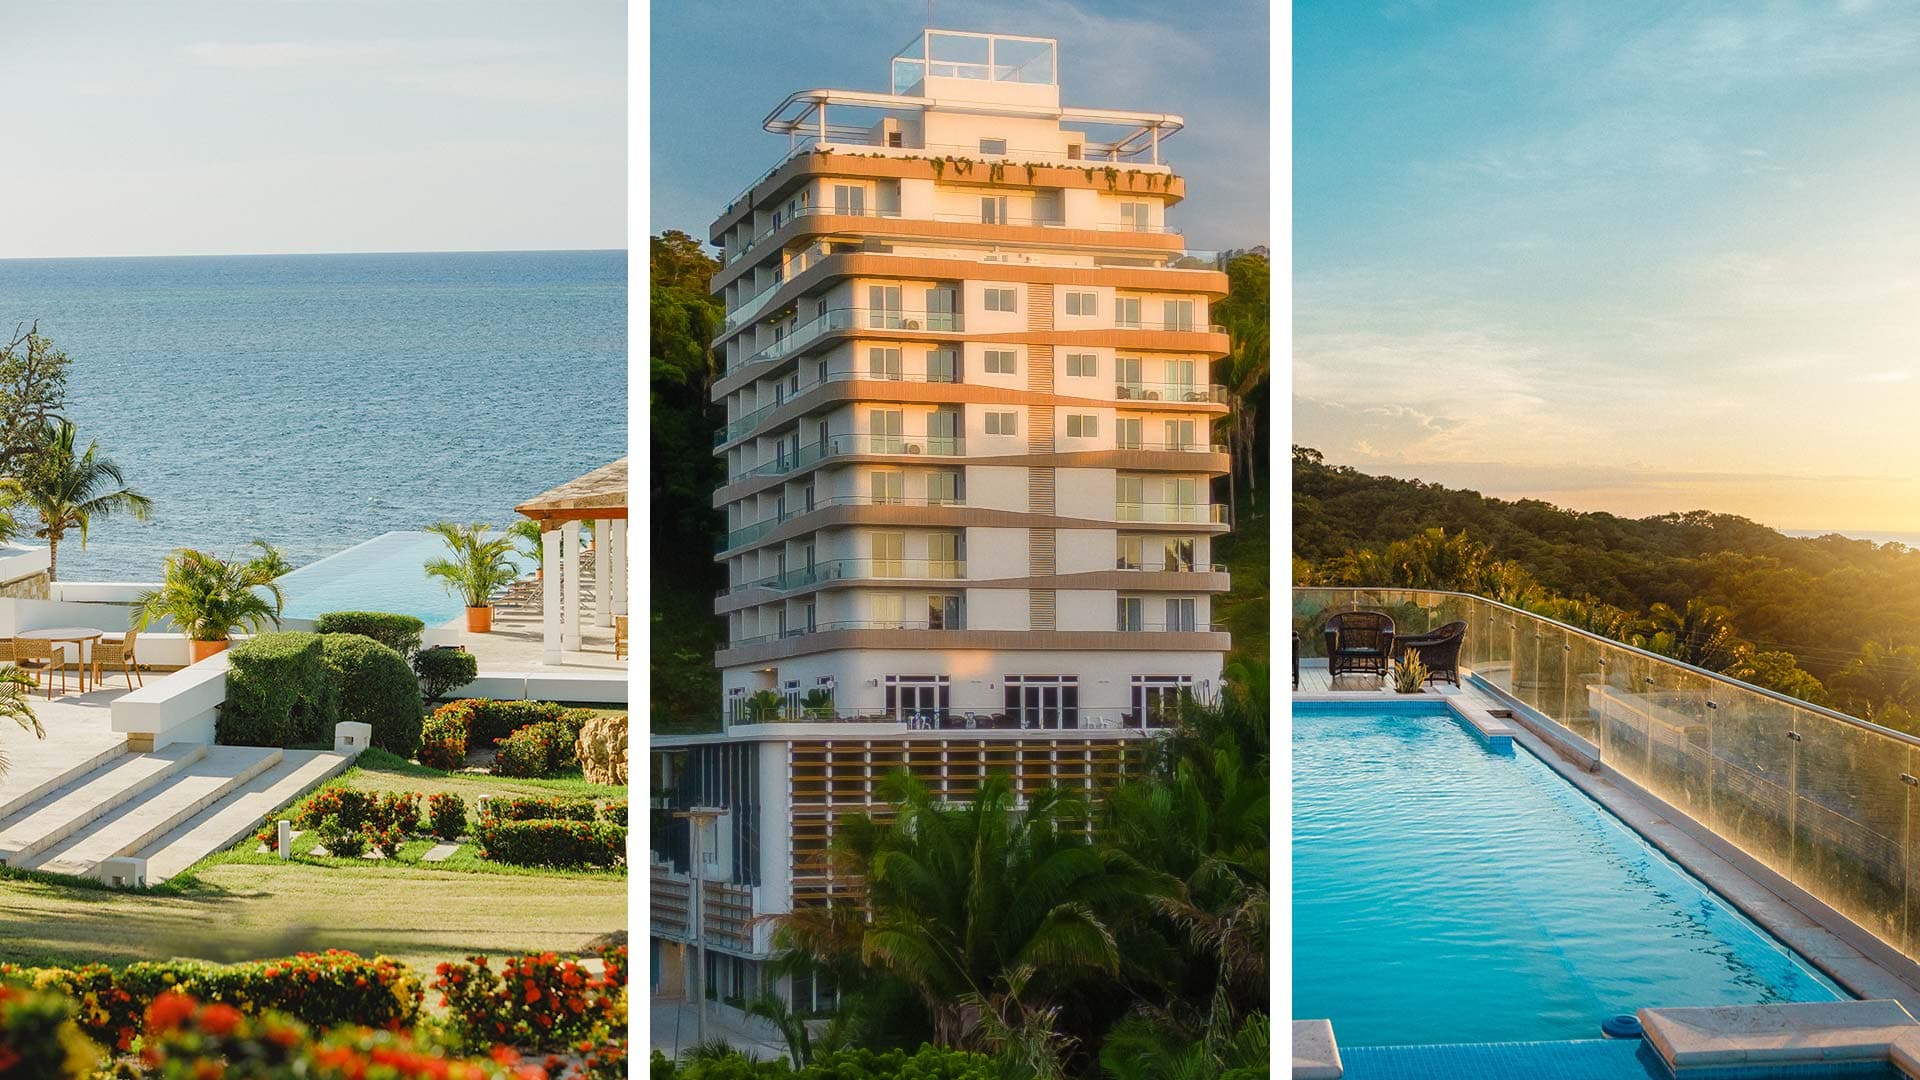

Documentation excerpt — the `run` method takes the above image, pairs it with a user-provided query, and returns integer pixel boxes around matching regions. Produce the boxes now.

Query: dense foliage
[1295,447,1920,727]
[491,720,581,778]
[315,610,425,656]
[415,645,480,701]
[649,1046,1002,1080]
[221,631,337,746]
[473,817,625,869]
[433,945,627,1054]
[135,542,289,642]
[320,632,424,756]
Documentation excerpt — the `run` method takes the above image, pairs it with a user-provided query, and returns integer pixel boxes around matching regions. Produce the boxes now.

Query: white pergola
[514,458,629,665]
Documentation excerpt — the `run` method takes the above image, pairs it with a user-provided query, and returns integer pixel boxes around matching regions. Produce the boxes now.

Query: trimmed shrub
[428,793,466,839]
[219,632,336,747]
[413,646,478,701]
[320,633,423,757]
[314,815,367,858]
[576,712,628,785]
[599,799,628,827]
[433,945,628,1054]
[313,611,424,657]
[491,720,579,778]
[416,706,470,770]
[474,818,625,869]
[483,795,598,823]
[367,791,422,834]
[289,787,374,831]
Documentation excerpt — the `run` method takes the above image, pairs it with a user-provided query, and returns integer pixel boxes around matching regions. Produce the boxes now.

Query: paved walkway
[0,688,130,811]
[434,595,624,673]
[649,1000,787,1061]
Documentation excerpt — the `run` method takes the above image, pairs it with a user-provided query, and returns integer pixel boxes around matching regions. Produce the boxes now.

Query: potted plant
[744,689,783,722]
[133,542,288,662]
[508,519,544,580]
[1391,654,1431,695]
[424,522,519,633]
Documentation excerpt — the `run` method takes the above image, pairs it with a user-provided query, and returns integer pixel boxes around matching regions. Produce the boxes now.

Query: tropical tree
[0,666,42,779]
[422,522,519,608]
[1099,1006,1269,1080]
[1641,598,1744,672]
[0,417,152,580]
[132,543,288,643]
[1832,641,1920,730]
[1210,253,1269,512]
[0,321,71,479]
[508,518,545,569]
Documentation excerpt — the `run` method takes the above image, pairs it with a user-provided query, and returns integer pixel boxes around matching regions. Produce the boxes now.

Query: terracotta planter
[465,606,494,633]
[190,638,230,663]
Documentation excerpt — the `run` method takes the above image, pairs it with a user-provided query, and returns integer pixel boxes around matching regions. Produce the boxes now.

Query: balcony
[726,433,965,485]
[715,494,966,555]
[1116,381,1229,404]
[1117,620,1227,633]
[726,706,1173,732]
[1112,315,1228,334]
[1115,502,1230,525]
[726,306,967,377]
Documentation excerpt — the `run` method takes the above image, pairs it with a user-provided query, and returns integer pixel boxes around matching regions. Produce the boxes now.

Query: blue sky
[1294,1,1920,532]
[649,0,1270,252]
[5,1,624,259]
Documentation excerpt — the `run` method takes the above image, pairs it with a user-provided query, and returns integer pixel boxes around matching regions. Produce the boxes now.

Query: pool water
[277,530,528,626]
[1295,701,1845,1046]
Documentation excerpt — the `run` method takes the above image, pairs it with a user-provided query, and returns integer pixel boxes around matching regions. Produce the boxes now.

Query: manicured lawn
[335,747,627,802]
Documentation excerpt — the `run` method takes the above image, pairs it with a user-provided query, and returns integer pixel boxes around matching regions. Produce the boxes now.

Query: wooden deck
[1293,664,1387,694]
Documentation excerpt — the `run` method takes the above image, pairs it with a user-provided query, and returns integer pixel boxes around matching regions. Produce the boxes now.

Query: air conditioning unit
[906,444,923,454]
[904,319,922,330]
[1145,391,1161,400]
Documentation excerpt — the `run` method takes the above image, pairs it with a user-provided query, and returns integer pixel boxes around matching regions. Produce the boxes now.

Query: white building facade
[653,30,1232,1019]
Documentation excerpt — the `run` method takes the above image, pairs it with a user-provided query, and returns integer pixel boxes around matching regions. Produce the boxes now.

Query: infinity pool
[278,530,527,626]
[1295,700,1845,1046]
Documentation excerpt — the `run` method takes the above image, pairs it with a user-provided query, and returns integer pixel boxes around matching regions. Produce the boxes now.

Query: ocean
[0,250,627,582]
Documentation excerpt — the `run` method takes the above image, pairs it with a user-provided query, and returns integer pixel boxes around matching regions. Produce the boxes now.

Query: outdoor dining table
[14,627,105,694]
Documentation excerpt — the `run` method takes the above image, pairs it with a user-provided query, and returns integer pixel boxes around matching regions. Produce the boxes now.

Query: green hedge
[320,633,423,757]
[490,720,580,778]
[413,646,478,701]
[220,632,336,747]
[314,611,425,656]
[474,818,625,868]
[483,795,598,823]
[416,707,469,770]
[650,1047,999,1080]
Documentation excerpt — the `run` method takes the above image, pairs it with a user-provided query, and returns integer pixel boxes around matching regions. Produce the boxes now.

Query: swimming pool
[278,530,527,626]
[1295,699,1845,1047]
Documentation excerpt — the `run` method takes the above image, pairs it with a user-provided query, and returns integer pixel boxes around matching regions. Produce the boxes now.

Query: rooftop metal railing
[1293,585,1920,965]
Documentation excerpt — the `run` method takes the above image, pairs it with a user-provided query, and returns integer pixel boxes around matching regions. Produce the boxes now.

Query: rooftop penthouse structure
[652,30,1231,1021]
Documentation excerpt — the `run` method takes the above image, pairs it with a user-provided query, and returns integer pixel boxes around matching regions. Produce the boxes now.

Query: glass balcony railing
[1293,585,1920,965]
[725,433,966,485]
[723,706,1172,731]
[1115,502,1230,525]
[1115,382,1228,404]
[724,558,969,592]
[1111,316,1228,334]
[1116,620,1227,633]
[725,307,967,376]
[1112,439,1230,454]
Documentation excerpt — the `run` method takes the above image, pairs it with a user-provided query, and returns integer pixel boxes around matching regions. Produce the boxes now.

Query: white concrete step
[137,750,354,882]
[0,739,131,824]
[0,744,206,864]
[21,747,285,878]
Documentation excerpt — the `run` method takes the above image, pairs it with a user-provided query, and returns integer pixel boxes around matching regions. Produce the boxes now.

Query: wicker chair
[1392,621,1467,687]
[1324,611,1396,679]
[92,628,144,690]
[10,637,66,699]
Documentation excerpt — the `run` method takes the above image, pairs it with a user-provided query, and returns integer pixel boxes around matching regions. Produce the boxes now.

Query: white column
[594,518,613,627]
[541,528,562,664]
[561,519,583,653]
[609,519,629,616]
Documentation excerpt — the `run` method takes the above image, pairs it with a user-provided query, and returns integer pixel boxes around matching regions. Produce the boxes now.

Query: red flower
[146,991,198,1032]
[199,1002,244,1036]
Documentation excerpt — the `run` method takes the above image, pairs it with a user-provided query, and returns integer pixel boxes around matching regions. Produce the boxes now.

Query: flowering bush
[419,705,472,770]
[291,786,375,831]
[598,799,628,828]
[434,946,626,1054]
[474,819,625,869]
[492,721,580,778]
[433,700,596,751]
[371,790,425,833]
[483,796,598,824]
[430,792,468,839]
[0,982,98,1078]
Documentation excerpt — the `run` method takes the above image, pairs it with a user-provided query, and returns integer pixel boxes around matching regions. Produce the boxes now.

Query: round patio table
[14,627,103,694]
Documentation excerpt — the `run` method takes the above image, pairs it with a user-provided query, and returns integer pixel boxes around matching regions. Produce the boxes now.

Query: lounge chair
[1392,621,1467,687]
[1324,611,1395,679]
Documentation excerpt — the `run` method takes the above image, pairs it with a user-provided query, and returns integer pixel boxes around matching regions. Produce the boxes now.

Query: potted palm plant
[133,543,289,662]
[424,522,519,633]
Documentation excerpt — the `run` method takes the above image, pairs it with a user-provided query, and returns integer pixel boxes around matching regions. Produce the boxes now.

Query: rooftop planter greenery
[424,522,518,634]
[133,542,289,662]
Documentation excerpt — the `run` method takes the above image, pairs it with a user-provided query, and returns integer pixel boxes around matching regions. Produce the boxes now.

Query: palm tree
[0,418,152,580]
[133,546,287,655]
[0,666,42,779]
[1212,255,1269,514]
[1642,598,1744,672]
[508,518,544,571]
[780,770,1161,1052]
[424,522,519,631]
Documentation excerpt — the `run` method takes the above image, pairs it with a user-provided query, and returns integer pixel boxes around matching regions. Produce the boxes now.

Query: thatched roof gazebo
[516,457,628,663]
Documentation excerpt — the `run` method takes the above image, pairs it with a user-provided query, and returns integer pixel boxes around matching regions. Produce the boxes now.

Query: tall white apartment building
[652,29,1232,1015]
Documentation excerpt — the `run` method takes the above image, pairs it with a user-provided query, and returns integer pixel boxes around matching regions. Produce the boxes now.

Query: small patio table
[15,627,104,694]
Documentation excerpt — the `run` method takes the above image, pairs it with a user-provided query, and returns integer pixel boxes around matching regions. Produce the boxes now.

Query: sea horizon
[0,249,627,582]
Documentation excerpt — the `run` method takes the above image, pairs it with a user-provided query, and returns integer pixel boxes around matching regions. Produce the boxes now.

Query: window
[816,298,829,319]
[1117,535,1144,571]
[927,347,960,383]
[1132,675,1193,728]
[1163,299,1196,331]
[1165,359,1196,388]
[979,137,1007,155]
[1064,352,1097,377]
[833,184,865,216]
[984,288,1017,312]
[1004,675,1080,729]
[928,470,963,505]
[981,196,1009,225]
[1164,419,1196,451]
[1066,414,1098,438]
[1165,597,1198,632]
[984,349,1017,374]
[928,594,964,630]
[1117,597,1145,632]
[872,592,905,627]
[868,285,903,328]
[1163,537,1195,571]
[986,411,1018,436]
[868,347,903,380]
[884,675,949,727]
[887,131,904,148]
[1116,417,1143,450]
[1120,201,1150,231]
[869,470,904,505]
[1114,296,1141,328]
[871,534,904,577]
[1067,143,1082,160]
[928,408,962,452]
[1064,290,1098,316]
[926,285,960,331]
[868,408,904,453]
[1117,475,1144,518]
[928,532,963,577]
[817,359,829,384]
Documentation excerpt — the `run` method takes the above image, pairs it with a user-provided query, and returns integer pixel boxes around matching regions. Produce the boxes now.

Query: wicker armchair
[1324,611,1396,679]
[92,628,144,690]
[1392,621,1467,687]
[9,637,65,699]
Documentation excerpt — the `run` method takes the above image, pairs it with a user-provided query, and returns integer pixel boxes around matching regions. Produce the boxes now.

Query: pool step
[0,743,206,864]
[136,750,354,883]
[17,747,286,879]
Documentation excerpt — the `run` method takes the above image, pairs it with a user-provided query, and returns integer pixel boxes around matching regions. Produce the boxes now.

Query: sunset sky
[1294,1,1920,533]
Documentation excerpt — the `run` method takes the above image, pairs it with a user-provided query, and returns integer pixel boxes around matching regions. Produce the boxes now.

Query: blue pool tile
[1340,1040,1899,1080]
